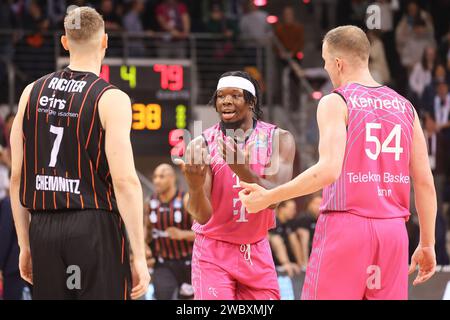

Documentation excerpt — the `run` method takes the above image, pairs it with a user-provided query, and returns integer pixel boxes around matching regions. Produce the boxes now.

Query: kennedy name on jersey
[348,95,408,113]
[35,174,80,194]
[48,77,87,93]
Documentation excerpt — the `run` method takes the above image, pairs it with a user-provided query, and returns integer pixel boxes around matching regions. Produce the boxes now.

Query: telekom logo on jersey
[232,173,248,223]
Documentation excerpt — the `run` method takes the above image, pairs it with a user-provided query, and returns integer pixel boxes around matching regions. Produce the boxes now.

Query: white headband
[216,76,256,97]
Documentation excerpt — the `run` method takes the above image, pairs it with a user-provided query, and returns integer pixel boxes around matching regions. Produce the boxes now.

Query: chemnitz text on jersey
[35,175,80,194]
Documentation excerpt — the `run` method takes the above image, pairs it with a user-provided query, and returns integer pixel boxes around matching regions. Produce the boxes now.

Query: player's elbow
[112,174,141,193]
[318,158,342,184]
[413,175,436,198]
[323,164,342,185]
[192,212,211,225]
[9,173,21,189]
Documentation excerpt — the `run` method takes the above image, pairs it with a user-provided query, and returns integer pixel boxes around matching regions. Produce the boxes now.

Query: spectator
[337,0,369,27]
[46,0,67,29]
[372,0,400,33]
[239,0,271,45]
[313,0,338,31]
[275,6,304,61]
[0,1,15,97]
[269,200,302,277]
[123,0,147,56]
[23,0,49,34]
[421,64,449,116]
[0,112,25,300]
[0,113,13,234]
[423,81,450,217]
[155,0,191,58]
[205,2,238,38]
[296,194,322,266]
[371,1,400,80]
[408,46,438,104]
[0,197,28,300]
[99,0,122,31]
[367,30,391,85]
[349,0,370,28]
[0,1,15,30]
[395,1,435,70]
[272,6,305,107]
[438,26,450,71]
[205,2,238,59]
[123,0,145,33]
[398,17,436,72]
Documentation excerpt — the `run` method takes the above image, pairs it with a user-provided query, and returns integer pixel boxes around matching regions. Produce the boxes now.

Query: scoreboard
[57,58,191,156]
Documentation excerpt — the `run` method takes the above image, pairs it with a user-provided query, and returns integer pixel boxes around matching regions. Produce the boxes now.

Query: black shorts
[29,209,131,300]
[152,257,193,300]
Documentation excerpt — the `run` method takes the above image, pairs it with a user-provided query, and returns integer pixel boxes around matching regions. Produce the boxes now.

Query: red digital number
[169,129,186,157]
[153,64,184,91]
[99,64,110,82]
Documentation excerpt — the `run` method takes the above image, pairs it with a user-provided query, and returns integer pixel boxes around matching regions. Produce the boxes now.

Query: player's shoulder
[317,92,348,115]
[319,92,348,106]
[23,82,35,96]
[99,87,130,103]
[97,88,132,130]
[274,127,294,141]
[18,81,36,105]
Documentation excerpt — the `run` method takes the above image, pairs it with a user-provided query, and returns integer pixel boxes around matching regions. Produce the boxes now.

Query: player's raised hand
[218,136,254,166]
[173,137,210,190]
[408,245,436,286]
[238,181,271,213]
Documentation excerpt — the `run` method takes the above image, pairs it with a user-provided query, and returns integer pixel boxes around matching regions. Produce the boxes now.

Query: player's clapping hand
[174,137,210,191]
[218,136,254,177]
[238,181,271,213]
[408,245,436,286]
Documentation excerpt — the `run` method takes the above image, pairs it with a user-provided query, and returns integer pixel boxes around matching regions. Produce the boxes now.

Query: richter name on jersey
[35,175,80,194]
[48,77,87,93]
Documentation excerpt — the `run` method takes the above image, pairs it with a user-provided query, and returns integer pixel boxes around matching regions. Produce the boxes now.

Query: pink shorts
[191,234,280,300]
[301,212,409,300]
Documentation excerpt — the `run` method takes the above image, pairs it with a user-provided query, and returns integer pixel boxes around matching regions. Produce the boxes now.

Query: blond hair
[64,6,104,42]
[323,25,370,62]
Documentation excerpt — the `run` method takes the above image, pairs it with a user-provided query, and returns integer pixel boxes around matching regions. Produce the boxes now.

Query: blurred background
[0,0,450,300]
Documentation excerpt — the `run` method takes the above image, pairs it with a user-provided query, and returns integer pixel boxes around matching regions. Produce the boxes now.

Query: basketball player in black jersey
[144,164,194,299]
[9,7,150,299]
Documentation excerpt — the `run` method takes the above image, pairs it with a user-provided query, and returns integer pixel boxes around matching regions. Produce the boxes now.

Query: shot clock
[57,58,191,156]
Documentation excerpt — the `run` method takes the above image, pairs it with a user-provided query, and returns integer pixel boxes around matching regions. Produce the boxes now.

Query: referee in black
[145,164,194,299]
[9,6,149,299]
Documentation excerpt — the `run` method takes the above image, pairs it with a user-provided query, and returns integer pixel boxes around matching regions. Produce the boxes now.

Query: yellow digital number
[132,103,161,130]
[120,65,136,89]
[146,104,162,130]
[132,103,146,130]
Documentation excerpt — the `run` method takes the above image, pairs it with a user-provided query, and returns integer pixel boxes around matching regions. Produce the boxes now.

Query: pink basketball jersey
[321,83,415,219]
[192,120,277,244]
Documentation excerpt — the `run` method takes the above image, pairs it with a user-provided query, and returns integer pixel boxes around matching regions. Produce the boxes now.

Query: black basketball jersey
[148,191,193,260]
[20,67,119,212]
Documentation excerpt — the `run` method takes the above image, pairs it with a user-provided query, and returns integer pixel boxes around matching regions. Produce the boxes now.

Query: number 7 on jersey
[49,125,64,167]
